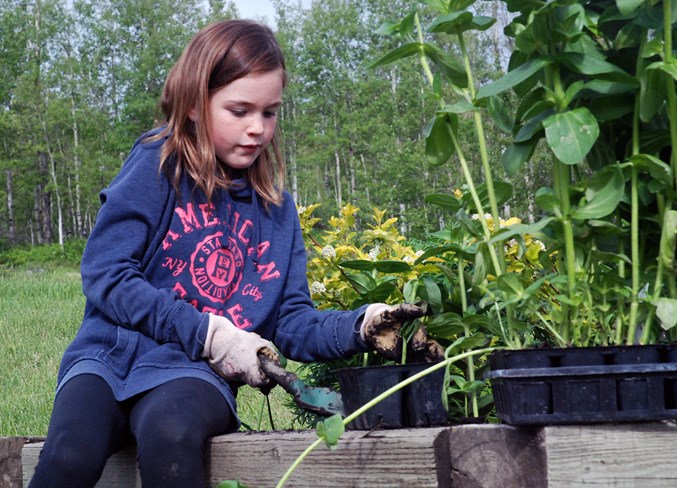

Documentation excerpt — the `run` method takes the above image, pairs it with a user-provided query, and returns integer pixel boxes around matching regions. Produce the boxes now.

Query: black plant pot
[333,362,448,430]
[488,344,677,425]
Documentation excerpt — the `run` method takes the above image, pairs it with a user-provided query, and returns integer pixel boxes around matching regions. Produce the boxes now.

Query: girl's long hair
[148,19,287,207]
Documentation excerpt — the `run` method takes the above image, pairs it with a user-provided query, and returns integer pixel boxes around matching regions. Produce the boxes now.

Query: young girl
[29,19,439,488]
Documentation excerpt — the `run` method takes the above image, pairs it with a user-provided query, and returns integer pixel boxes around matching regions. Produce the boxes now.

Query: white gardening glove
[360,303,445,363]
[202,314,278,388]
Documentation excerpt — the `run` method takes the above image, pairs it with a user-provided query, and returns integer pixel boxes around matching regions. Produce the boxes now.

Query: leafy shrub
[0,240,86,269]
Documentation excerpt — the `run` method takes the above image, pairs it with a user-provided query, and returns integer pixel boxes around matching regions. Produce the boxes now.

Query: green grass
[0,266,302,436]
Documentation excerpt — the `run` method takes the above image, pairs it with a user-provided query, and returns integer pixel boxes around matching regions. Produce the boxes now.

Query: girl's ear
[189,108,198,122]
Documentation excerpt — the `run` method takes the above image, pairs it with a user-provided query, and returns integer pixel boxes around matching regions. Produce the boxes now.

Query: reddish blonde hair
[149,19,287,206]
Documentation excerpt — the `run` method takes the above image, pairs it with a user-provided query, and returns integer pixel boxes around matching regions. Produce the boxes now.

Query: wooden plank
[448,425,547,488]
[0,437,26,488]
[23,427,451,488]
[205,427,452,488]
[543,422,677,487]
[22,442,141,488]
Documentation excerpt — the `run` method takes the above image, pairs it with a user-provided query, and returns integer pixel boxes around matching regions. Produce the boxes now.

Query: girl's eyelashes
[228,109,277,118]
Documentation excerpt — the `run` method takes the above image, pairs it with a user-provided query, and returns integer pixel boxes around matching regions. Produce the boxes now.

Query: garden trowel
[258,353,345,417]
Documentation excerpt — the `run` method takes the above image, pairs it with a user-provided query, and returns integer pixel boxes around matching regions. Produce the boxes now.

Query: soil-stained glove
[360,304,445,363]
[202,314,279,388]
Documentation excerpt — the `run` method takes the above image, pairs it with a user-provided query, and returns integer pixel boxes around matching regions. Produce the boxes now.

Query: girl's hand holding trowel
[202,313,279,389]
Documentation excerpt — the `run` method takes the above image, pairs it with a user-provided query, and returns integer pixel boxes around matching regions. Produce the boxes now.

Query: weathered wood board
[16,422,677,488]
[22,427,452,488]
[543,423,677,487]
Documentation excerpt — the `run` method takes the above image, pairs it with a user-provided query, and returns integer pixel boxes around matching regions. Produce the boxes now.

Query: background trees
[0,0,545,249]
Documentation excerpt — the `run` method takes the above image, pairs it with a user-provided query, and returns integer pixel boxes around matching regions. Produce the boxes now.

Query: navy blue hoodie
[57,131,369,425]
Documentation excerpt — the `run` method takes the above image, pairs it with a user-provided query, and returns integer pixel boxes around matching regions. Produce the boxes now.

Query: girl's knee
[30,435,109,487]
[134,427,206,488]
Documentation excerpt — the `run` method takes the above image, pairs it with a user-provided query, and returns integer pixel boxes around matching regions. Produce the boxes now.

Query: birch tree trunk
[334,150,342,208]
[35,151,52,245]
[5,169,16,245]
[41,116,64,247]
[70,88,83,236]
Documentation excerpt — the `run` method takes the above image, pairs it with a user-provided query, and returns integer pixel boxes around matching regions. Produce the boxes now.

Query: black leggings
[28,374,234,488]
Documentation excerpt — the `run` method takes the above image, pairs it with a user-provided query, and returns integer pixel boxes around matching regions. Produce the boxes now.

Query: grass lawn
[0,267,301,437]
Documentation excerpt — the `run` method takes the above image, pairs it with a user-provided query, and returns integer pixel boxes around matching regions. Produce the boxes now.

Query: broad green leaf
[656,59,677,81]
[659,210,677,271]
[367,43,422,69]
[582,79,637,96]
[461,180,513,210]
[557,53,636,83]
[375,21,400,36]
[367,280,399,303]
[339,260,411,273]
[535,187,561,214]
[640,65,667,122]
[468,16,496,32]
[656,298,677,331]
[446,333,488,356]
[425,113,457,165]
[425,312,466,339]
[421,277,444,312]
[501,139,537,176]
[439,100,477,114]
[514,15,549,54]
[543,108,600,165]
[399,10,417,37]
[425,193,462,213]
[414,243,474,264]
[339,260,377,271]
[561,80,586,108]
[642,39,664,58]
[427,11,473,33]
[572,165,625,220]
[428,12,495,34]
[375,261,412,273]
[496,273,524,297]
[487,95,513,133]
[420,0,453,13]
[515,87,547,123]
[316,414,344,450]
[488,217,556,244]
[345,272,376,295]
[423,43,467,87]
[514,109,551,142]
[629,154,674,184]
[477,57,551,99]
[217,481,248,488]
[617,0,645,16]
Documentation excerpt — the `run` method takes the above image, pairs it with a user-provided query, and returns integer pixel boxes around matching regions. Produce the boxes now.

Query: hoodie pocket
[103,327,139,378]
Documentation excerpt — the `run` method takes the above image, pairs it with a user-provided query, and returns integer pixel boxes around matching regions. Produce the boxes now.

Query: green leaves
[657,298,677,331]
[367,42,422,69]
[476,58,551,99]
[425,112,458,165]
[339,260,412,273]
[217,481,248,488]
[316,414,345,450]
[543,108,600,165]
[572,165,625,220]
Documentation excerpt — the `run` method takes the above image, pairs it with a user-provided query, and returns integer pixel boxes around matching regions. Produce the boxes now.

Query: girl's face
[207,69,284,170]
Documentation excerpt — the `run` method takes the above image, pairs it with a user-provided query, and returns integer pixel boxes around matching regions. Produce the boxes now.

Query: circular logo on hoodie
[190,232,243,302]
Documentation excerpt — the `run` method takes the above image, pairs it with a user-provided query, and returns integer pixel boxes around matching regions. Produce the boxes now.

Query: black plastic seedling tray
[334,362,447,430]
[488,345,677,425]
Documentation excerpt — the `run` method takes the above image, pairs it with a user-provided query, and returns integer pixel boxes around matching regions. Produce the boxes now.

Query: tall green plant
[372,0,676,347]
